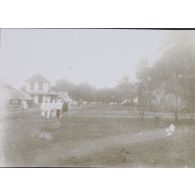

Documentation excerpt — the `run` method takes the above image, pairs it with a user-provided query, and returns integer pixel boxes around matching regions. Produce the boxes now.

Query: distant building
[0,80,33,106]
[24,73,58,104]
[151,90,183,111]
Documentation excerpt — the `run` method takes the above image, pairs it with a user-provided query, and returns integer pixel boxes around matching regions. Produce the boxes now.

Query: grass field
[1,105,195,167]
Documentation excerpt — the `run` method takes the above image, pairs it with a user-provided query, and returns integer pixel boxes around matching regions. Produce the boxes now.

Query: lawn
[1,105,195,167]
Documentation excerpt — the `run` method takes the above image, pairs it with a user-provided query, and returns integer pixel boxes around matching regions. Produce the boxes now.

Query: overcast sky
[0,29,169,89]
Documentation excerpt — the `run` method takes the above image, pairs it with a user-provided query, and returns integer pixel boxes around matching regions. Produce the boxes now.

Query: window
[39,82,43,91]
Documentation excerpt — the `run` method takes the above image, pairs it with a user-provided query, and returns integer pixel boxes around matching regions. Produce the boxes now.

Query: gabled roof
[26,73,50,83]
[0,80,33,100]
[0,80,14,90]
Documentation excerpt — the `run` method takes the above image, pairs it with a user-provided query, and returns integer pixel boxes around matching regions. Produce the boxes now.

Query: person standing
[62,101,69,116]
[23,100,28,109]
[56,99,62,118]
[45,100,51,119]
[60,100,63,117]
[51,100,57,118]
[21,99,28,110]
[40,100,46,118]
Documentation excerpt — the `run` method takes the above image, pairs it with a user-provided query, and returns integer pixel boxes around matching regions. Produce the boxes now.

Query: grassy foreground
[1,105,195,167]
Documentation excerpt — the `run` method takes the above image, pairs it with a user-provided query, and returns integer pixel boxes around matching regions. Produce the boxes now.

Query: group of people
[40,99,68,119]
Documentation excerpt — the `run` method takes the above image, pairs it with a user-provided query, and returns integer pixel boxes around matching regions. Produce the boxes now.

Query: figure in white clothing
[21,100,28,110]
[40,100,46,118]
[51,100,57,118]
[165,123,176,136]
[45,100,51,119]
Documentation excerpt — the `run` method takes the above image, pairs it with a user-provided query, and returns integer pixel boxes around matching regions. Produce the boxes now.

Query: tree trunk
[175,111,178,121]
[141,108,145,119]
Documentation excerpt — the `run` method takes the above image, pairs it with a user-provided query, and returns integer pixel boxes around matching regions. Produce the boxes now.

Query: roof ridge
[25,73,50,83]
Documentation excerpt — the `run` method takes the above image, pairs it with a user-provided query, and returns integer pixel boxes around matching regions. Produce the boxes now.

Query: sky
[0,29,169,89]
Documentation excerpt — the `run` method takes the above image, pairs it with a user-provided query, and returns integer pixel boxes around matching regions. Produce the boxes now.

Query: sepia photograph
[0,28,195,167]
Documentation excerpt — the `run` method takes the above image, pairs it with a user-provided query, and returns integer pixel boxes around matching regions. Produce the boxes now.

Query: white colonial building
[24,73,58,104]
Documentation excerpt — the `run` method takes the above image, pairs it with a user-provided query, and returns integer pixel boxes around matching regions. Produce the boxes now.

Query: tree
[114,76,135,103]
[52,79,76,93]
[137,31,195,120]
[70,83,97,102]
[136,59,154,118]
[96,88,115,103]
[154,33,195,118]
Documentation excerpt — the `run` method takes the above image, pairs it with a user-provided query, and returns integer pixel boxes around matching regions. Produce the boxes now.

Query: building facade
[0,80,33,107]
[24,73,58,104]
[151,90,183,111]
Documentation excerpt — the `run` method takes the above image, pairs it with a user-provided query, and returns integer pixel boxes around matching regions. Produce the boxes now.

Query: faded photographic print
[0,29,195,167]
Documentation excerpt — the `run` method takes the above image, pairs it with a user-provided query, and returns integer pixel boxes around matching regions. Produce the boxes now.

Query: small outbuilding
[0,80,33,107]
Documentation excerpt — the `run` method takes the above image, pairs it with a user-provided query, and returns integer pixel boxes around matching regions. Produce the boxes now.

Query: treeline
[51,76,136,104]
[52,31,195,115]
[136,31,195,115]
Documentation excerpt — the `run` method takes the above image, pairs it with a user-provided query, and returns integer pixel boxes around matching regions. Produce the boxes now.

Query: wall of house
[43,83,49,92]
[33,95,54,104]
[34,95,39,104]
[34,82,39,91]
[25,78,54,104]
[26,82,50,92]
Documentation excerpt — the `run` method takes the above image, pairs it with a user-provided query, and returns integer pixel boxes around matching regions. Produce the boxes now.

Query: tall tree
[137,31,195,120]
[154,32,195,115]
[114,76,135,103]
[136,59,154,118]
[52,79,76,93]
